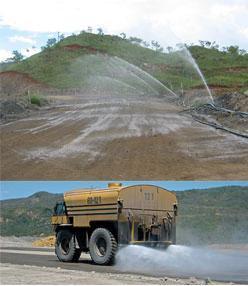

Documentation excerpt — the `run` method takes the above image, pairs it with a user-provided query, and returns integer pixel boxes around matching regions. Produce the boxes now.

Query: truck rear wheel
[89,228,117,265]
[55,229,80,262]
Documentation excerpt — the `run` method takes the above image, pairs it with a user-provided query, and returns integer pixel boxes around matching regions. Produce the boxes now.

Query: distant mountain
[1,186,247,245]
[0,192,63,236]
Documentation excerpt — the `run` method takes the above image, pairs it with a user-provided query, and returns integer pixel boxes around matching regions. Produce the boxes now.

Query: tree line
[4,27,247,63]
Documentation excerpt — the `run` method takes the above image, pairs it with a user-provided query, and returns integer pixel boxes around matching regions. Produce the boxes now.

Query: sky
[0,0,248,61]
[1,181,248,200]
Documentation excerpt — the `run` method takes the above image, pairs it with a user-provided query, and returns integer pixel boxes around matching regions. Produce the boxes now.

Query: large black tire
[55,229,80,262]
[89,228,117,265]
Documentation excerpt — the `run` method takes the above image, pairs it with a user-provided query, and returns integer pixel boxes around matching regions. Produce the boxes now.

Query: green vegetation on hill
[176,186,248,244]
[0,192,63,236]
[1,186,247,245]
[1,32,247,93]
[188,45,248,90]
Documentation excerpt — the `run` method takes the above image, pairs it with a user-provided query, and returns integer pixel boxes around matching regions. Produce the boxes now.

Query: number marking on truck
[87,196,102,205]
[144,192,154,200]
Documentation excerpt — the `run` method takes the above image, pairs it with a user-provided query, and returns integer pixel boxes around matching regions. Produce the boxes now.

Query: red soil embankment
[0,71,47,95]
[63,44,101,53]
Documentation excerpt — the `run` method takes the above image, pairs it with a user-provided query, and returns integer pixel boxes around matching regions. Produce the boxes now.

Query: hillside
[0,192,63,236]
[1,32,247,95]
[188,45,248,92]
[176,186,248,244]
[1,186,247,245]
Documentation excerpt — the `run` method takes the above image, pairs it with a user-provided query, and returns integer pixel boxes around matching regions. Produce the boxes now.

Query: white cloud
[9,35,36,45]
[0,49,12,61]
[239,27,248,39]
[0,47,40,62]
[0,0,247,49]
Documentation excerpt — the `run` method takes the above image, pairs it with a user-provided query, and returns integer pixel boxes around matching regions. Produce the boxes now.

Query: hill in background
[0,192,63,236]
[1,186,247,245]
[176,186,248,244]
[1,32,247,97]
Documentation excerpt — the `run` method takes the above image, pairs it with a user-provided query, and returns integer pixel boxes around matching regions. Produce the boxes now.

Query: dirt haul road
[1,94,248,180]
[1,246,247,284]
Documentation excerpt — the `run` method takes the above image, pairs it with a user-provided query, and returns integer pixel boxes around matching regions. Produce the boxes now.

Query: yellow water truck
[51,183,178,265]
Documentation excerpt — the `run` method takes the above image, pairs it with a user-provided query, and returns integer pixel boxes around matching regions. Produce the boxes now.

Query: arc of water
[108,57,159,95]
[183,47,214,103]
[115,56,178,98]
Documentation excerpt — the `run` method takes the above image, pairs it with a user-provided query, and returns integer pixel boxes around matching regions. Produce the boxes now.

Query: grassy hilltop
[1,32,247,94]
[1,186,248,245]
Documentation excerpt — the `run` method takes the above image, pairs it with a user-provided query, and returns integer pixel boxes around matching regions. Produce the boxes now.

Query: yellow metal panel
[74,215,90,227]
[64,189,119,207]
[55,184,176,229]
[120,185,177,211]
[73,214,118,227]
[51,215,69,225]
[66,205,117,212]
[119,185,177,225]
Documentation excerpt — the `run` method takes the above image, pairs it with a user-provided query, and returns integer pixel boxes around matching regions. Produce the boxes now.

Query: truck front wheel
[55,229,81,262]
[89,228,117,265]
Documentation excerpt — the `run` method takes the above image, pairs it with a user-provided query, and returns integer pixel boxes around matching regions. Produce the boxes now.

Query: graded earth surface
[1,93,247,180]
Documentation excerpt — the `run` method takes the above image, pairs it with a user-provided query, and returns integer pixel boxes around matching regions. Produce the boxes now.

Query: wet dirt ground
[1,237,247,284]
[1,94,247,180]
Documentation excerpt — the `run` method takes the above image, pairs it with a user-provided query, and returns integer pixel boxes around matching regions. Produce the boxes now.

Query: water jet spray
[183,47,214,103]
[115,244,248,283]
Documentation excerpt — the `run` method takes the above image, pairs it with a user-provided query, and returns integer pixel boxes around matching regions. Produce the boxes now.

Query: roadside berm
[32,236,55,247]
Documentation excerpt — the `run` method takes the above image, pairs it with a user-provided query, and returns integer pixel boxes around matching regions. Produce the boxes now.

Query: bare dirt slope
[0,71,47,96]
[1,94,247,180]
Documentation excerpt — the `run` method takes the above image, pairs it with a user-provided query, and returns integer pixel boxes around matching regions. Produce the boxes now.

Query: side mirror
[54,202,66,215]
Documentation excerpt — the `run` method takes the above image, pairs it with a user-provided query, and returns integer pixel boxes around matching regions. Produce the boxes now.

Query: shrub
[30,95,41,106]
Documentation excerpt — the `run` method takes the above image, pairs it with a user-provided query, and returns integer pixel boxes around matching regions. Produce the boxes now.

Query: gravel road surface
[1,246,247,284]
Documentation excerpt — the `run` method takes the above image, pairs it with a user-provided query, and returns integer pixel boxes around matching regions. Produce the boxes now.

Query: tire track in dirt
[1,94,247,180]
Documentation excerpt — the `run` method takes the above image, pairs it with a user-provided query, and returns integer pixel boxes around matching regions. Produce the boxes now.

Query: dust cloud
[115,245,248,282]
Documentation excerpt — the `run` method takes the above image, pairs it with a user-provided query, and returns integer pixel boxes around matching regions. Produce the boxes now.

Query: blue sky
[0,27,64,60]
[1,181,247,200]
[1,0,248,61]
[0,27,56,54]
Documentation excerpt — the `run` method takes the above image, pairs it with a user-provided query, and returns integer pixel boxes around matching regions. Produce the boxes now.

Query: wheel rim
[95,237,107,257]
[61,238,70,255]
